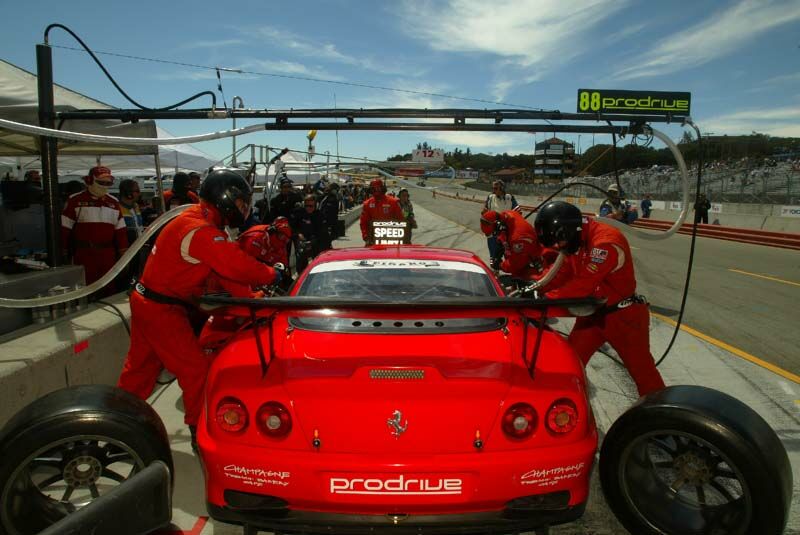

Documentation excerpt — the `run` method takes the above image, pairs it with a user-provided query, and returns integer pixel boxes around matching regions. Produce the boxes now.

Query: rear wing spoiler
[198,295,604,379]
[198,295,603,313]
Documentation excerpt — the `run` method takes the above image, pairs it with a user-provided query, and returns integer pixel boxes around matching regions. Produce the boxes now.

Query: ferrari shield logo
[387,410,408,438]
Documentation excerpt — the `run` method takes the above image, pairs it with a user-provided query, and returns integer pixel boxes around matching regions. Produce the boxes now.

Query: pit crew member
[163,171,200,209]
[534,201,665,396]
[360,179,403,245]
[117,170,280,446]
[479,209,544,280]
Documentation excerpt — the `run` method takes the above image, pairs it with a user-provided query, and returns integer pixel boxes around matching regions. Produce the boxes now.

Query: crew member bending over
[117,170,280,448]
[534,201,665,396]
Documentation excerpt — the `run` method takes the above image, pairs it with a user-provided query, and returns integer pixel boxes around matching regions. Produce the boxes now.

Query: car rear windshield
[296,259,498,300]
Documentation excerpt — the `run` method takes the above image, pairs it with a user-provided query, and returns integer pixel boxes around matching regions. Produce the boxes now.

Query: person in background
[163,172,199,209]
[318,182,341,244]
[599,183,637,225]
[360,179,403,246]
[24,169,41,186]
[61,166,128,289]
[694,192,711,224]
[188,171,201,194]
[398,188,418,243]
[640,194,653,219]
[483,180,519,263]
[292,194,330,273]
[534,201,665,397]
[118,179,144,245]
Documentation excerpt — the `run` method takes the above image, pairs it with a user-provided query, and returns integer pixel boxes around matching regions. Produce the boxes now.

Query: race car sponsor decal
[520,462,586,487]
[329,475,463,495]
[223,464,290,488]
[590,247,608,263]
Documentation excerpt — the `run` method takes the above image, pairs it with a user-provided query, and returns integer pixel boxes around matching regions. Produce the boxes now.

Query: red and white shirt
[61,191,128,252]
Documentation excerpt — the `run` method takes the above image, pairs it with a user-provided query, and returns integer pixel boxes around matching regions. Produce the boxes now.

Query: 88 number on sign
[578,91,601,112]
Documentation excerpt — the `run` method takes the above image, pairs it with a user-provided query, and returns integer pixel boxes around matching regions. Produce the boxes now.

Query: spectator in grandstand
[640,194,653,219]
[694,193,711,224]
[483,180,519,262]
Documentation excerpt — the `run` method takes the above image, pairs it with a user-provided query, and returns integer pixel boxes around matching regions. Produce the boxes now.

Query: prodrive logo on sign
[578,89,691,116]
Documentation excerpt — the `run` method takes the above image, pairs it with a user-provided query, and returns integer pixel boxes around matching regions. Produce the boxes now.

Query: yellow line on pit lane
[728,268,800,288]
[651,312,800,385]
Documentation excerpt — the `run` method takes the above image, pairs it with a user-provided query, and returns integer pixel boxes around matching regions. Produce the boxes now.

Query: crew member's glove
[273,262,286,273]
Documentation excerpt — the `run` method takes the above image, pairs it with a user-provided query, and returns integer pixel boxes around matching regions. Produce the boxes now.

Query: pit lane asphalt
[154,201,799,534]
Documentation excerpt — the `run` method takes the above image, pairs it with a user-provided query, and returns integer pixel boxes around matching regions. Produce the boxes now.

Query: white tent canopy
[0,58,218,176]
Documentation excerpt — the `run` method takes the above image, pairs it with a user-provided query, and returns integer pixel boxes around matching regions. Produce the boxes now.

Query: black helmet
[199,169,252,227]
[534,201,584,254]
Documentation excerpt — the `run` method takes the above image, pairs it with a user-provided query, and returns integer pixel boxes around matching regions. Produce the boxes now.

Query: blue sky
[2,0,799,164]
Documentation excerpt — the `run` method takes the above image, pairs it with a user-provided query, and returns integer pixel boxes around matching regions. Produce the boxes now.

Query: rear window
[297,259,497,300]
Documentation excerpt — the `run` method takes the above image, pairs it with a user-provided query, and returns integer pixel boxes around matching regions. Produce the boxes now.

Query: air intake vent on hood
[369,369,425,380]
[288,316,506,334]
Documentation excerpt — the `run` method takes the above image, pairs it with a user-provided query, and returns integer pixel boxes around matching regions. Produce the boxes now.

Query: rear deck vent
[370,369,425,380]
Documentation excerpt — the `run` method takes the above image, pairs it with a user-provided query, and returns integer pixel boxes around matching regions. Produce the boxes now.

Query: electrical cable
[44,23,216,110]
[655,120,703,367]
[96,299,131,336]
[48,43,553,111]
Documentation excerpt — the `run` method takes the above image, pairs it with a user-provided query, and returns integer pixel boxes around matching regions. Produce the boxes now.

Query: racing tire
[599,385,791,535]
[0,385,173,535]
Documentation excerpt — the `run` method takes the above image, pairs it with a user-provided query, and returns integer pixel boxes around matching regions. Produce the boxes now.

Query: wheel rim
[618,429,752,535]
[0,435,145,535]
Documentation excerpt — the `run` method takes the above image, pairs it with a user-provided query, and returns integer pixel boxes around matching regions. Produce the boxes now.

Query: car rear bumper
[207,496,586,534]
[198,427,597,517]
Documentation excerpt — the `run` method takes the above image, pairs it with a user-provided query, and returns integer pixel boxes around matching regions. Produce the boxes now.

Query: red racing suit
[198,225,290,353]
[117,203,277,426]
[360,194,403,243]
[540,218,665,396]
[495,210,543,280]
[61,191,129,286]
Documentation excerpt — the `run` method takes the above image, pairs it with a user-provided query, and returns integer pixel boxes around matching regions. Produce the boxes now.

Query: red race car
[196,245,600,534]
[0,246,792,535]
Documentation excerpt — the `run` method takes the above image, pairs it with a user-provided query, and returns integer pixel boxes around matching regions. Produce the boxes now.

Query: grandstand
[498,159,800,205]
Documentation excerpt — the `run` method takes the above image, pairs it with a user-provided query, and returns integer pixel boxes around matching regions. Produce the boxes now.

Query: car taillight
[546,399,578,435]
[256,402,292,438]
[502,403,537,439]
[215,397,248,433]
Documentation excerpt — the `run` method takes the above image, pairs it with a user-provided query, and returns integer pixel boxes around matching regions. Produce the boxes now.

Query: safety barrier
[435,190,800,251]
[631,218,800,251]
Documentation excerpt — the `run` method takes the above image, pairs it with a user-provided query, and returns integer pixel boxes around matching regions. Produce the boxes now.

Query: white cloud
[398,0,627,99]
[614,0,800,80]
[701,105,800,137]
[239,60,346,82]
[182,39,244,49]
[240,26,424,77]
[429,131,518,148]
